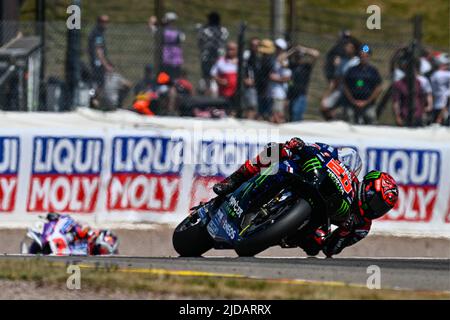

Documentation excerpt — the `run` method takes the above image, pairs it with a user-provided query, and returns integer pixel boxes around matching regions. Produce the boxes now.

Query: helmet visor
[366,193,392,218]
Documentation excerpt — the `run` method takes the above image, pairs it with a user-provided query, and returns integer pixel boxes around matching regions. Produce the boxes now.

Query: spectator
[392,65,428,127]
[197,12,229,93]
[134,64,156,96]
[132,64,157,116]
[430,53,450,125]
[242,106,260,120]
[254,39,276,119]
[243,37,260,112]
[324,30,361,83]
[174,69,194,97]
[417,68,434,122]
[393,57,434,122]
[102,72,132,110]
[148,15,158,33]
[336,41,360,78]
[270,38,292,123]
[170,69,194,115]
[321,40,359,120]
[210,41,238,111]
[133,93,157,116]
[160,12,185,79]
[343,44,382,124]
[288,45,320,121]
[392,47,434,81]
[150,71,192,116]
[140,70,185,116]
[390,47,435,122]
[154,71,176,115]
[88,15,113,89]
[421,73,434,123]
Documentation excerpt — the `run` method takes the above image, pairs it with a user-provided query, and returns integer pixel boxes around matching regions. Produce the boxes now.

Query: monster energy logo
[255,166,274,185]
[336,200,350,216]
[328,171,344,193]
[228,196,243,218]
[224,202,236,217]
[240,165,274,199]
[365,171,381,180]
[302,157,322,172]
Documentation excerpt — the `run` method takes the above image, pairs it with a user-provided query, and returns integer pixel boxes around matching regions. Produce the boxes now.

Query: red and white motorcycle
[21,213,119,256]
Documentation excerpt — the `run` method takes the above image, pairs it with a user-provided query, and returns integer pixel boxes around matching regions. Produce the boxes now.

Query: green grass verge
[0,258,449,299]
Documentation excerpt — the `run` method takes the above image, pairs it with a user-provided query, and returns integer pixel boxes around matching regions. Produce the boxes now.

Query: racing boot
[213,163,254,196]
[213,142,280,196]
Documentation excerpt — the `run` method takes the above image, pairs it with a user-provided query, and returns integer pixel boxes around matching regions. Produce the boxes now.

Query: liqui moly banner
[366,148,440,222]
[0,137,19,212]
[0,126,449,237]
[108,136,183,212]
[27,137,103,213]
[191,140,266,206]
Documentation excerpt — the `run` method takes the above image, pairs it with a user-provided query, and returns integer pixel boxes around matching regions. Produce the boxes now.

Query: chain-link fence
[1,3,448,126]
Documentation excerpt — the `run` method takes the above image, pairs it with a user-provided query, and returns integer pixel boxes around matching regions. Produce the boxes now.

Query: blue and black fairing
[206,161,301,246]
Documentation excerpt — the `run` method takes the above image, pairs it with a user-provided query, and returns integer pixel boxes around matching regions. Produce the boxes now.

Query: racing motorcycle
[21,214,119,256]
[173,145,354,257]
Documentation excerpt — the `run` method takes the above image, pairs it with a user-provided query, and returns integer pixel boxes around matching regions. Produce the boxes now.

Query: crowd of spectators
[391,48,450,126]
[87,12,449,127]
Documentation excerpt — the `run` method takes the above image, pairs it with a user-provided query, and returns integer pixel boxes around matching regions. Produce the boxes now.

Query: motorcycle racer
[213,137,361,196]
[25,213,119,256]
[212,137,398,257]
[46,213,94,251]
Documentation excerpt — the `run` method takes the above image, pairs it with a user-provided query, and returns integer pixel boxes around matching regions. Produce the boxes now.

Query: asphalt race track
[2,255,449,292]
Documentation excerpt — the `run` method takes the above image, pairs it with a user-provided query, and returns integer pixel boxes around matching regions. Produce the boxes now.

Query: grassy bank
[0,258,448,299]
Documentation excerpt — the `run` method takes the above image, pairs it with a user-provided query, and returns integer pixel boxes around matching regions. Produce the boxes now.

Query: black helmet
[359,171,398,219]
[46,212,60,221]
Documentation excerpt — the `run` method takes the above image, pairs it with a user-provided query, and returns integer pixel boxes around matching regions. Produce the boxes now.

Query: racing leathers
[212,137,370,257]
[47,213,92,245]
[294,200,372,257]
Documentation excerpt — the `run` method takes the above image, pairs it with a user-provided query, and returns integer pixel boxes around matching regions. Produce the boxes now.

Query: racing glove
[322,214,371,257]
[298,225,329,256]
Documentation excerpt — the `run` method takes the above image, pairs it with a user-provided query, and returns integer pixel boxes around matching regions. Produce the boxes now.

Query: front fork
[189,196,224,226]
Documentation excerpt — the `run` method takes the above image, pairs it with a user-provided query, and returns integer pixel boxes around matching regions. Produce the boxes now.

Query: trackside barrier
[0,110,449,237]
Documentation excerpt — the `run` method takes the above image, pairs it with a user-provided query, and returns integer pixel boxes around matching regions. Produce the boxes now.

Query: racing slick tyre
[235,198,312,257]
[173,213,213,257]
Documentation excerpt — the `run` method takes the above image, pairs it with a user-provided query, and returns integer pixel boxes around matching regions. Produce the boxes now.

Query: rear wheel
[172,213,213,257]
[235,199,312,257]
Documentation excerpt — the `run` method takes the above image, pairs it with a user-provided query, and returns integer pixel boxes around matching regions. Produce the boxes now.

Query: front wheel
[235,198,312,257]
[172,213,213,257]
[27,241,43,254]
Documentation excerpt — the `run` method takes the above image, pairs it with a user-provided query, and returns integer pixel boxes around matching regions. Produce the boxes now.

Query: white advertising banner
[0,111,449,237]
